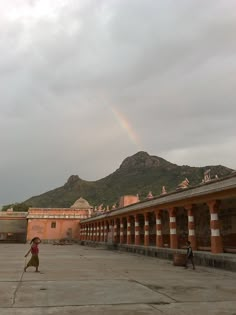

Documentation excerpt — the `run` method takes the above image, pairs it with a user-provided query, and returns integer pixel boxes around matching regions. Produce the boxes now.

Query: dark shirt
[186,245,193,258]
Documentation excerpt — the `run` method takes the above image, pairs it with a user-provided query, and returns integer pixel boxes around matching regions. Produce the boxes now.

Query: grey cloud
[0,0,235,205]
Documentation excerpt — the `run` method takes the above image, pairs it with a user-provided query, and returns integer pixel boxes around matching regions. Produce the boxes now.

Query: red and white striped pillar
[169,207,178,249]
[90,224,93,241]
[89,224,92,241]
[135,214,140,246]
[82,225,85,240]
[114,219,118,243]
[104,222,108,242]
[97,223,100,242]
[120,218,124,244]
[155,210,163,247]
[89,225,91,241]
[100,222,104,242]
[185,204,197,250]
[79,225,82,240]
[85,225,88,240]
[94,223,97,242]
[93,224,96,241]
[127,216,131,244]
[207,200,223,253]
[109,220,113,242]
[144,213,149,246]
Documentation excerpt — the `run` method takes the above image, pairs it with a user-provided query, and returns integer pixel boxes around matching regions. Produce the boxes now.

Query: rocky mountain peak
[65,175,80,186]
[119,151,167,170]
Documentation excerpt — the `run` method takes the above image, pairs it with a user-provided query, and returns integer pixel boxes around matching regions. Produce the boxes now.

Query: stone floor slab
[155,301,236,315]
[14,279,172,307]
[0,244,235,315]
[0,282,18,307]
[0,304,160,315]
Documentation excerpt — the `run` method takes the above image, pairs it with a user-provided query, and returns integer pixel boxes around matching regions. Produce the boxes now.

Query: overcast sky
[0,0,235,205]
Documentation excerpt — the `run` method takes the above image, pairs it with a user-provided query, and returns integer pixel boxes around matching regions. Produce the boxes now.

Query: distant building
[0,211,28,243]
[27,197,92,242]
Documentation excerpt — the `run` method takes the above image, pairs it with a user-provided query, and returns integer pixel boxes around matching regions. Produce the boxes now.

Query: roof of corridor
[81,172,236,223]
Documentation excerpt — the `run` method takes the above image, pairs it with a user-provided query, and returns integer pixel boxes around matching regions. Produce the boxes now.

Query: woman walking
[24,237,41,272]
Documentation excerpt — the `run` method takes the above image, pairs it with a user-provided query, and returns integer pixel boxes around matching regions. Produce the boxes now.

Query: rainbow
[111,106,142,149]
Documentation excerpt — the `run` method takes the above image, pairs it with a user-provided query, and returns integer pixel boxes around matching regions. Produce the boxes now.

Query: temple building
[79,173,236,255]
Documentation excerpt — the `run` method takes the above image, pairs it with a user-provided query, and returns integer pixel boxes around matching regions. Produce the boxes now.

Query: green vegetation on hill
[22,151,233,209]
[1,202,31,212]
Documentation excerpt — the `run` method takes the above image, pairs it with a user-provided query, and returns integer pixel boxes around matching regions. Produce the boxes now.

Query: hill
[24,151,234,208]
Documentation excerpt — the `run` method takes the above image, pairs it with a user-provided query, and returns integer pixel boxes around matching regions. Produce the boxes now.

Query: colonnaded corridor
[0,244,236,315]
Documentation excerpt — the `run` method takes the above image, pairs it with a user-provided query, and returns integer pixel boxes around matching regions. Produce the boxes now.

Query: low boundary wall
[80,241,236,272]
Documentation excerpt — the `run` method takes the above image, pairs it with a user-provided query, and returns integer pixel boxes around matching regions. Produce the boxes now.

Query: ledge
[79,241,236,272]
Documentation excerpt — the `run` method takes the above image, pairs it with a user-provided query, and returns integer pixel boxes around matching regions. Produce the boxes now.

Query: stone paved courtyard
[0,244,236,315]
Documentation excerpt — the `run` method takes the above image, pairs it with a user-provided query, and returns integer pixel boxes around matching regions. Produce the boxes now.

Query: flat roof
[82,172,236,223]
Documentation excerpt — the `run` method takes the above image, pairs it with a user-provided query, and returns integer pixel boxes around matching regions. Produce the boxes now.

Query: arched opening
[195,203,211,251]
[161,210,170,248]
[138,214,145,245]
[148,212,156,246]
[219,198,236,253]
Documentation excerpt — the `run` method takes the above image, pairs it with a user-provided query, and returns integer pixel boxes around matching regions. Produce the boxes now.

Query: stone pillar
[155,210,163,247]
[93,224,96,241]
[82,225,85,240]
[100,222,104,242]
[169,208,178,249]
[85,225,88,240]
[94,223,97,242]
[135,215,140,246]
[208,200,223,253]
[127,216,131,244]
[79,225,82,240]
[89,225,92,241]
[81,226,84,240]
[80,226,82,240]
[144,213,149,246]
[104,222,108,242]
[97,223,100,242]
[89,225,91,241]
[92,223,96,242]
[90,224,92,241]
[185,205,197,250]
[90,224,93,241]
[114,220,118,244]
[109,221,113,242]
[120,218,124,244]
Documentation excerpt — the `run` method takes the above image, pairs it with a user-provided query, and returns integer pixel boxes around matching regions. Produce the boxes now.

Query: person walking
[24,237,41,272]
[185,240,195,270]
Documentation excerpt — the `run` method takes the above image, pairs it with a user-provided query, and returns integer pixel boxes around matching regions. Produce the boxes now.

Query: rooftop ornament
[176,178,189,190]
[201,169,216,184]
[147,191,153,199]
[161,186,167,195]
[204,169,211,182]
